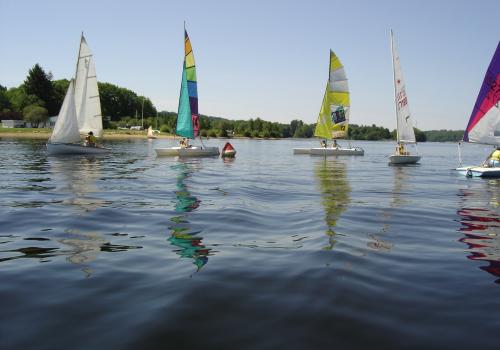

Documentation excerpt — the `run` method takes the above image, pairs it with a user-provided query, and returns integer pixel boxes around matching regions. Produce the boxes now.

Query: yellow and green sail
[176,28,199,139]
[314,50,350,140]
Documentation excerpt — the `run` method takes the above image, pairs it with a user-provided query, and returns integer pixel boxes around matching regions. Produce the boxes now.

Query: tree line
[1,63,463,142]
[0,63,156,127]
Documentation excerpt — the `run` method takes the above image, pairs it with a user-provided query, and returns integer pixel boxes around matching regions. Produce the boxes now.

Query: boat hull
[389,154,421,164]
[294,147,364,156]
[456,166,500,178]
[47,142,111,155]
[155,146,220,157]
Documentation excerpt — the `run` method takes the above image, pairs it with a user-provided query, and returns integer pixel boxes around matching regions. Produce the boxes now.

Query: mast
[390,29,400,144]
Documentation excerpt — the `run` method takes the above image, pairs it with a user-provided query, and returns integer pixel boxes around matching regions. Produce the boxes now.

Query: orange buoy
[221,142,236,158]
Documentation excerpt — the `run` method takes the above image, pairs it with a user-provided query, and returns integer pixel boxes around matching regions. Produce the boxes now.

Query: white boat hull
[47,142,111,155]
[293,147,364,156]
[389,154,421,164]
[456,166,500,178]
[155,146,220,157]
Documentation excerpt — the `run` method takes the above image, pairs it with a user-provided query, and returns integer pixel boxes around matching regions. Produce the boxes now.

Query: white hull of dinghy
[294,147,364,156]
[456,166,500,178]
[389,154,421,164]
[155,146,220,157]
[47,142,111,155]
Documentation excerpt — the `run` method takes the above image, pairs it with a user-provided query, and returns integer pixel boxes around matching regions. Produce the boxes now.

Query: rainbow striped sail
[463,42,500,145]
[314,50,350,140]
[176,27,199,139]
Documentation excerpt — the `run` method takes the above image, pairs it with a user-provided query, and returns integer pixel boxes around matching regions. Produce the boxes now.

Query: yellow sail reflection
[168,162,211,271]
[457,181,500,284]
[314,158,350,250]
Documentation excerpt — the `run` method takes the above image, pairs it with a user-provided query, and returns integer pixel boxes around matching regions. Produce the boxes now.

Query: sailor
[333,139,338,148]
[320,140,327,148]
[85,131,97,147]
[486,146,500,167]
[180,138,187,148]
[398,143,406,155]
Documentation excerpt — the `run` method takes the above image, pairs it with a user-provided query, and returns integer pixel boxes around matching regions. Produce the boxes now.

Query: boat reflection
[369,167,409,252]
[50,156,107,211]
[457,180,500,284]
[168,161,211,271]
[49,157,142,276]
[314,158,350,250]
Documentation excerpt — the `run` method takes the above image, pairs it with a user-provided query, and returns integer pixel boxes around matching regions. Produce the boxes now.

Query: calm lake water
[1,137,500,349]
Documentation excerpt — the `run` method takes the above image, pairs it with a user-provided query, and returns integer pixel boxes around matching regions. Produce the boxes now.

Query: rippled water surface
[1,137,500,349]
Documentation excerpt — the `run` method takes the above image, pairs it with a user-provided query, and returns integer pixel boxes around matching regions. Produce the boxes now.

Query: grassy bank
[0,128,176,140]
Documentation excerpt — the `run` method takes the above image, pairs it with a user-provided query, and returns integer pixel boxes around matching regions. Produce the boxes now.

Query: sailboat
[155,26,219,157]
[456,42,500,177]
[293,50,364,156]
[147,126,157,139]
[388,30,420,165]
[47,34,109,155]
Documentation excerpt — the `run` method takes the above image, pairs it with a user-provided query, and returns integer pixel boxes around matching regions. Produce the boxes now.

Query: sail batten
[314,50,350,140]
[463,42,500,145]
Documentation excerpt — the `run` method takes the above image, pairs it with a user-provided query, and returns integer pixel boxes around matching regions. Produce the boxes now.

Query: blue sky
[0,0,498,130]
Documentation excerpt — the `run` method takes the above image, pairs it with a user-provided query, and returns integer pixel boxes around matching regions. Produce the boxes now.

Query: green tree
[23,64,57,115]
[52,79,70,111]
[0,84,11,111]
[23,105,49,127]
[5,86,44,113]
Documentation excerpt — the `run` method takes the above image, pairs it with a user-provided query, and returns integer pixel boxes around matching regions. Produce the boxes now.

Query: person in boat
[397,143,407,156]
[180,137,191,149]
[85,131,97,147]
[485,146,500,167]
[321,140,327,148]
[332,139,339,148]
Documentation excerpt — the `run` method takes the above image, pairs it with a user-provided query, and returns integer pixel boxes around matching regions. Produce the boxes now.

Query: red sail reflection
[458,205,500,284]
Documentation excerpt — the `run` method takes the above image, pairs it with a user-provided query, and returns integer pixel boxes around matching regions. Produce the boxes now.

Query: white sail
[147,126,154,138]
[50,80,81,144]
[391,30,416,144]
[74,35,103,137]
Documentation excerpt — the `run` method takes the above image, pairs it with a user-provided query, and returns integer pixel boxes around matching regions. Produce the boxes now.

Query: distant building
[39,116,58,128]
[1,120,27,128]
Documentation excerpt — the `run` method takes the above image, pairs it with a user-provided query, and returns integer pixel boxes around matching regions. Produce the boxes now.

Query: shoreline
[0,129,276,141]
[0,129,177,140]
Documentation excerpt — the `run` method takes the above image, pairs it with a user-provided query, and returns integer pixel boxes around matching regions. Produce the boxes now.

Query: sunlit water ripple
[1,137,500,349]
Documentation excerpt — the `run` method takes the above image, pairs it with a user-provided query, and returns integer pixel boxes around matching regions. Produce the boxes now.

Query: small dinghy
[388,30,420,165]
[155,25,219,158]
[147,126,157,139]
[47,34,110,156]
[455,41,500,177]
[293,50,363,156]
[221,142,236,157]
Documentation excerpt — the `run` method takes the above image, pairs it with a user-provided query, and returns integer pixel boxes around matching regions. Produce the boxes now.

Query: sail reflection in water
[369,167,409,252]
[457,182,500,284]
[168,162,211,271]
[50,157,141,276]
[314,159,350,250]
